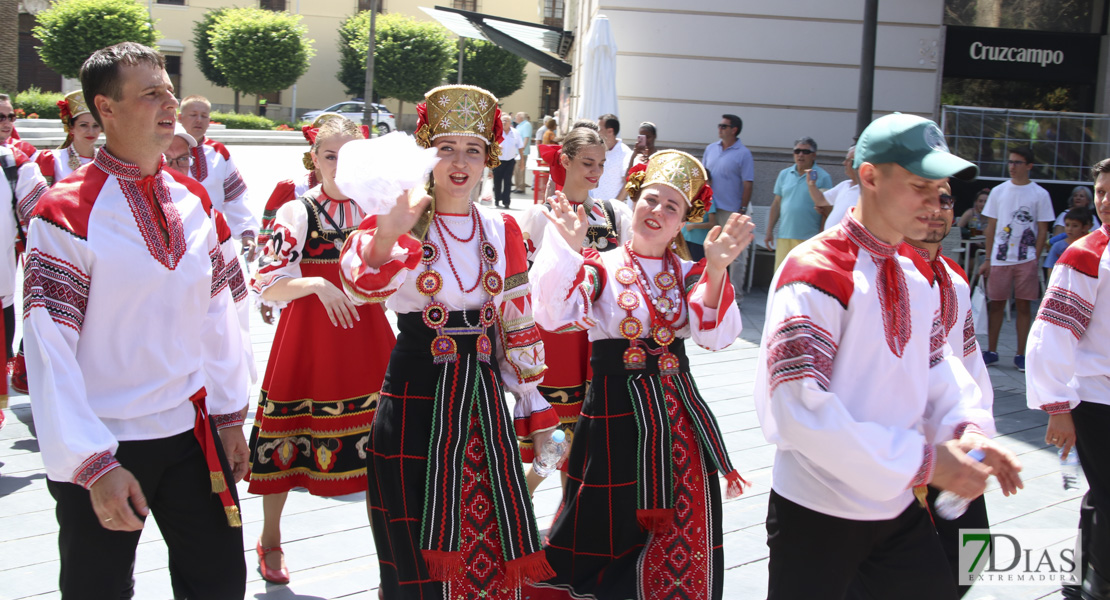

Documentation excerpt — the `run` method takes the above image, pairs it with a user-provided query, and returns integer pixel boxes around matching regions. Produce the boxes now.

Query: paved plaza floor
[0,147,1077,599]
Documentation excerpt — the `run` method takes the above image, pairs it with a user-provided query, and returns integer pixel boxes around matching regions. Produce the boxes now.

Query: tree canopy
[32,0,159,79]
[448,39,527,100]
[208,8,314,97]
[192,7,230,89]
[337,12,454,102]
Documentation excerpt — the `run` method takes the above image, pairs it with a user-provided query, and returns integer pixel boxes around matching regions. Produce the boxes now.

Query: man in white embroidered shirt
[754,113,1022,600]
[1027,158,1110,600]
[24,43,251,599]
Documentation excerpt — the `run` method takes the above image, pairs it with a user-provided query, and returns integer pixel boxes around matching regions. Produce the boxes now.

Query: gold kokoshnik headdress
[57,90,92,149]
[414,85,504,168]
[624,149,714,223]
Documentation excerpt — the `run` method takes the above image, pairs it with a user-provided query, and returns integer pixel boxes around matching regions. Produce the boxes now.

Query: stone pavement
[0,146,1078,599]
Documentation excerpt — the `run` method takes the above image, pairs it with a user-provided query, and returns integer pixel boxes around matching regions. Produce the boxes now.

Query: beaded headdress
[414,85,504,168]
[624,150,714,223]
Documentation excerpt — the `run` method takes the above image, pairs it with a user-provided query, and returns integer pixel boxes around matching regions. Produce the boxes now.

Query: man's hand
[931,439,991,499]
[1045,412,1077,460]
[241,236,258,263]
[90,467,148,532]
[763,230,774,249]
[259,304,275,325]
[978,260,991,278]
[959,433,1024,497]
[219,426,250,482]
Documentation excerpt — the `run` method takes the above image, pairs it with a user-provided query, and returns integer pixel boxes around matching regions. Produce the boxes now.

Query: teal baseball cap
[854,113,978,181]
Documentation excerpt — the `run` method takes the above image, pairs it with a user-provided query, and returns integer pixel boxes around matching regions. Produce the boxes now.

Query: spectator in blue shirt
[703,114,755,303]
[764,136,832,271]
[1044,206,1093,277]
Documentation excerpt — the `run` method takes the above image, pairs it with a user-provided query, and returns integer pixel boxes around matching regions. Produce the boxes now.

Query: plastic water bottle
[1061,448,1083,491]
[533,430,568,478]
[934,448,987,520]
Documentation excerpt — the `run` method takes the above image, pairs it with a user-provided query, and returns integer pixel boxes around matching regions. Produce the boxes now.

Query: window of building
[358,0,383,12]
[18,13,61,92]
[165,55,183,97]
[260,0,287,11]
[943,0,1099,34]
[260,91,282,105]
[155,0,186,5]
[544,0,564,28]
[452,0,478,12]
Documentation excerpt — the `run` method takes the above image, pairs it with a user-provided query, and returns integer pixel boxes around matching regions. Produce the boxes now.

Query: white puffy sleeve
[338,216,423,304]
[251,200,309,309]
[685,259,742,350]
[1026,263,1098,414]
[755,284,935,500]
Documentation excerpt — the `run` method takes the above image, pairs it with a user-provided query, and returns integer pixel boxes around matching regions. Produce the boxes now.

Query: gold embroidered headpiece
[58,90,91,134]
[414,85,504,168]
[624,150,714,223]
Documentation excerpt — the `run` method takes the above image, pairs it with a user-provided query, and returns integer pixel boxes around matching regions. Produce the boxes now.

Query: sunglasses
[0,114,17,123]
[793,148,814,155]
[717,123,735,129]
[939,193,955,210]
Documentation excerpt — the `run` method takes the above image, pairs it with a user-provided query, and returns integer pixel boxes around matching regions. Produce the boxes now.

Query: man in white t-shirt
[820,146,861,231]
[493,114,523,208]
[590,113,633,200]
[978,146,1055,372]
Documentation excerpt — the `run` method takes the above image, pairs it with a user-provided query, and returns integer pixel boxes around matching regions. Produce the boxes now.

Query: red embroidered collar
[94,149,165,181]
[841,213,898,258]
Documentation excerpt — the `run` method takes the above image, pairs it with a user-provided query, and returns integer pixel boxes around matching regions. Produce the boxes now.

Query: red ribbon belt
[188,388,242,528]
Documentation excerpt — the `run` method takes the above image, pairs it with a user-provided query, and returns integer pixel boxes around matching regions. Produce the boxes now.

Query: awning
[419,5,573,78]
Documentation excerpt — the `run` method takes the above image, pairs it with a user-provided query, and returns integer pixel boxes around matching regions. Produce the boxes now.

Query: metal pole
[857,0,878,136]
[362,0,378,131]
[457,38,466,84]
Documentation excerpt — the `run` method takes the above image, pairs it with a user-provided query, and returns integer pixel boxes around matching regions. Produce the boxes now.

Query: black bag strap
[308,195,347,244]
[0,149,27,250]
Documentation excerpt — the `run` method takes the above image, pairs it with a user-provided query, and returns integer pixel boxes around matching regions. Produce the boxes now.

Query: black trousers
[492,158,515,207]
[766,489,957,600]
[4,303,14,359]
[1064,401,1110,598]
[926,486,990,598]
[47,428,246,600]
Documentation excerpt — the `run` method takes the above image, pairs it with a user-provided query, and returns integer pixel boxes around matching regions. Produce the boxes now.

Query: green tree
[447,40,527,100]
[208,8,314,112]
[32,0,159,79]
[337,12,454,118]
[192,7,229,89]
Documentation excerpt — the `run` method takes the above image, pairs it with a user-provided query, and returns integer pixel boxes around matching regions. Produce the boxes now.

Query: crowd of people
[1,41,1109,600]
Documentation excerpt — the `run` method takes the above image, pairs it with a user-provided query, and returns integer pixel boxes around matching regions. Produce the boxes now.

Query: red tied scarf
[188,389,242,527]
[909,245,959,335]
[537,144,565,191]
[842,214,912,357]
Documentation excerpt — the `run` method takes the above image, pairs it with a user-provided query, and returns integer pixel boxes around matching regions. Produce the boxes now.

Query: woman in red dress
[247,116,394,584]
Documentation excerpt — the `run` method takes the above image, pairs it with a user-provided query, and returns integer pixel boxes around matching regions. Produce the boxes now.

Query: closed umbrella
[577,15,618,121]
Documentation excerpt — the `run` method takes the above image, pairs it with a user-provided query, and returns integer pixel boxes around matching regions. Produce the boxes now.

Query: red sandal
[256,540,290,584]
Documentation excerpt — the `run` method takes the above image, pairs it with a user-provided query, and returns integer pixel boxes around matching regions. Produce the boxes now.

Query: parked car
[301,101,396,134]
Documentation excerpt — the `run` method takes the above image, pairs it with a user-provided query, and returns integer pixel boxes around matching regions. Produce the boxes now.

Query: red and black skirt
[247,262,394,497]
[368,311,552,600]
[530,338,732,600]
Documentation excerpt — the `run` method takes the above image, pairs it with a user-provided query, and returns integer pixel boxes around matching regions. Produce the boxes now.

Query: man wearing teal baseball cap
[753,113,1023,599]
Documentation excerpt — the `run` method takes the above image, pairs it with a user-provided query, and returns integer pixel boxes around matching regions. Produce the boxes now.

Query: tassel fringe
[422,549,464,582]
[210,471,227,494]
[225,505,242,528]
[724,470,750,500]
[502,551,556,588]
[636,508,673,534]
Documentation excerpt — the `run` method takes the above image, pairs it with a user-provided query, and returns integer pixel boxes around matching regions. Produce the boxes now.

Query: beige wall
[150,0,547,126]
[567,0,946,156]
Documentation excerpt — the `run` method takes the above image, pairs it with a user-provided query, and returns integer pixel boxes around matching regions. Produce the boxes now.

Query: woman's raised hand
[541,191,588,250]
[704,212,755,273]
[375,189,432,242]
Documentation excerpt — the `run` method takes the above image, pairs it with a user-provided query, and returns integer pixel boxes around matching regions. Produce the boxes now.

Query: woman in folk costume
[256,112,349,325]
[528,150,754,600]
[518,126,632,493]
[246,116,393,585]
[34,90,100,186]
[338,84,558,599]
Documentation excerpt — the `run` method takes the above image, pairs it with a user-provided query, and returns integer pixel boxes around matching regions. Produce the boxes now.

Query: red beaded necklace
[433,207,483,293]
